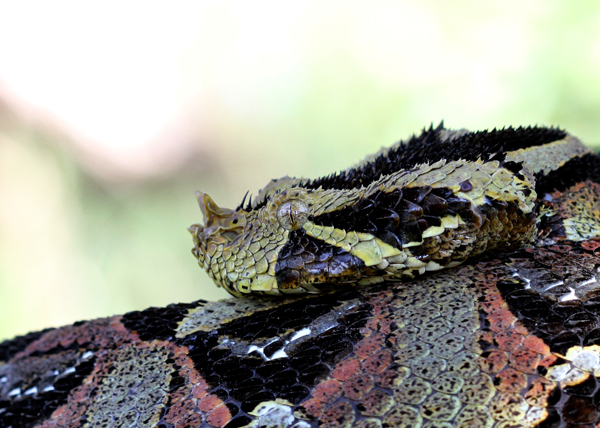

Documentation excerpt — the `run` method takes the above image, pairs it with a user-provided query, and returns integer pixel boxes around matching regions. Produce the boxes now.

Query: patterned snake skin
[3,125,600,427]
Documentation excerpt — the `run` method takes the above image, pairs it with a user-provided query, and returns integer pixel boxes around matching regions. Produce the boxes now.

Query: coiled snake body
[3,125,600,428]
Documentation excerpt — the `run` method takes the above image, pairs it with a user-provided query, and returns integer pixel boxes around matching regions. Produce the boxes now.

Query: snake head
[190,182,369,297]
[189,188,296,297]
[189,179,404,297]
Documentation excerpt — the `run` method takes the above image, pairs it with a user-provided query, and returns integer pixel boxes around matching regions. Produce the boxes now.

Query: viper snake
[4,124,600,428]
[189,124,598,298]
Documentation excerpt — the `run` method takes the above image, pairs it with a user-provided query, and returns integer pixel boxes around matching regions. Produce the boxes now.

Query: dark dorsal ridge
[303,123,566,191]
[240,124,566,211]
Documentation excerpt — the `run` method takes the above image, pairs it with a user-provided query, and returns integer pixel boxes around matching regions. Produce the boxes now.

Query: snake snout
[190,190,248,259]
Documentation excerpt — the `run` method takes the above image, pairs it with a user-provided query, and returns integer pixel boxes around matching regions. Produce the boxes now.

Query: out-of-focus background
[1,1,600,340]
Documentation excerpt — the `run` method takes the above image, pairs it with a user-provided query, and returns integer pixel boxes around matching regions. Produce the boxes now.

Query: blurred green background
[1,0,600,340]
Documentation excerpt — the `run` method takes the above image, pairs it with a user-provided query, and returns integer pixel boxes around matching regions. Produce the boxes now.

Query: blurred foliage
[1,0,600,340]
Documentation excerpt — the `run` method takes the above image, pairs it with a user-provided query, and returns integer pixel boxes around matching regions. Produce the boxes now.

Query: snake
[5,124,600,427]
[188,124,596,297]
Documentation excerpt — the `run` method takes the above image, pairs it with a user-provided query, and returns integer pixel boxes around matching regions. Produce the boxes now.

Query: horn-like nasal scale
[195,191,237,229]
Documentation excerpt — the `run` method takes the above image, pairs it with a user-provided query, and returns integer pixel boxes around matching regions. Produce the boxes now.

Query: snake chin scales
[189,124,592,297]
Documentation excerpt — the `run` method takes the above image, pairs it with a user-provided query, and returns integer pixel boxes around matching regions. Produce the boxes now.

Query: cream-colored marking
[331,228,346,242]
[425,261,443,271]
[320,225,334,240]
[387,264,406,272]
[544,344,600,392]
[377,259,390,270]
[335,240,353,253]
[441,215,460,229]
[545,363,571,382]
[451,167,535,214]
[525,408,549,426]
[564,216,600,242]
[405,257,427,268]
[504,136,591,176]
[560,368,589,388]
[388,253,408,264]
[244,401,297,428]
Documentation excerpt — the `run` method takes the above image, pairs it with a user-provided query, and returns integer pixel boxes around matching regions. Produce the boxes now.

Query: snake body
[5,125,600,427]
[189,125,594,297]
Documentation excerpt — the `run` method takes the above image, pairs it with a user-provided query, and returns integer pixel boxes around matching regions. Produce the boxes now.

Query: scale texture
[3,125,600,428]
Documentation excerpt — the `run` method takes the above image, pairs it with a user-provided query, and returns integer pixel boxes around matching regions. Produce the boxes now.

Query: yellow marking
[334,239,352,253]
[491,168,513,188]
[469,169,493,188]
[300,283,324,293]
[265,250,278,263]
[356,232,375,241]
[376,239,402,258]
[345,230,360,246]
[402,240,423,248]
[422,225,445,238]
[331,228,346,242]
[255,257,269,274]
[249,274,275,292]
[248,241,260,253]
[564,217,600,241]
[452,166,535,214]
[279,287,307,294]
[306,225,401,266]
[237,277,252,293]
[350,239,383,266]
[504,136,591,176]
[320,226,334,240]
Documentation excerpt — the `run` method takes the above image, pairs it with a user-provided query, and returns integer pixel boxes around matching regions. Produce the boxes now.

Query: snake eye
[277,200,309,231]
